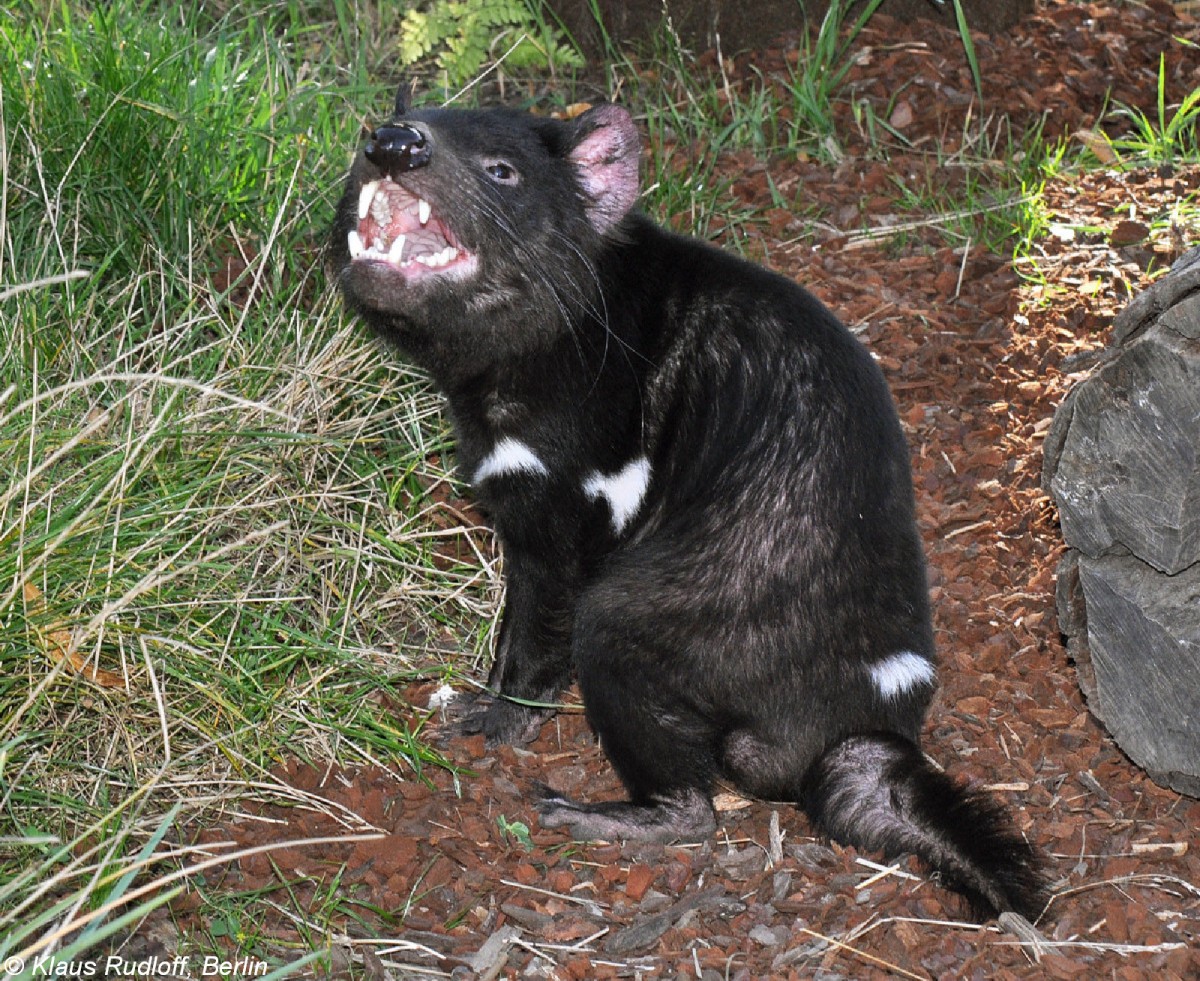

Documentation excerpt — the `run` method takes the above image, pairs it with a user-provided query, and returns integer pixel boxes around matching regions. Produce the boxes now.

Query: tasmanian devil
[330,88,1049,921]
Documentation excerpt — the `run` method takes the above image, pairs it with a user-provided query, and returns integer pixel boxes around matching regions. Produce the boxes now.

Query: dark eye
[485,160,518,184]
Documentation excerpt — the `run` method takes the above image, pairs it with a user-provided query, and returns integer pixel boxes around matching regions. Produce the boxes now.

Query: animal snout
[365,124,431,173]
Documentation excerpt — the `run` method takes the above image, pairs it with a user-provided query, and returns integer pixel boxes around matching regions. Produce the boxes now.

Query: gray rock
[1046,325,1200,575]
[1111,244,1200,343]
[1075,553,1200,798]
[1045,247,1200,798]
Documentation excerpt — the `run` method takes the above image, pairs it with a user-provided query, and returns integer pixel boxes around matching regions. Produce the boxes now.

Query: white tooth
[358,181,379,220]
[371,194,391,226]
[415,255,434,266]
[418,198,431,225]
[388,234,406,263]
[347,230,365,258]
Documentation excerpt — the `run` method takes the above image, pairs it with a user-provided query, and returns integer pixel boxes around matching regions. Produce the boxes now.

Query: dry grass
[0,1,499,970]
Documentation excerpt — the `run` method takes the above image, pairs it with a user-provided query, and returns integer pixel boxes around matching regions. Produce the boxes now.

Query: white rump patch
[473,438,549,483]
[870,651,937,700]
[583,456,651,534]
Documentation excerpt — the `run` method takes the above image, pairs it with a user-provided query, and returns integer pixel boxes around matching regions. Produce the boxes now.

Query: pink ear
[569,104,641,234]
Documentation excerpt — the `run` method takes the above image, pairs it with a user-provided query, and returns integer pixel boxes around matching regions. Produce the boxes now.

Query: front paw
[443,691,551,746]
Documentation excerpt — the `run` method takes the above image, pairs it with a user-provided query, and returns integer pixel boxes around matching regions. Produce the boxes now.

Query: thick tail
[799,732,1049,922]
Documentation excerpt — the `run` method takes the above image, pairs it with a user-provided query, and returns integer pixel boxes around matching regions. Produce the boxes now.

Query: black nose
[364,124,431,172]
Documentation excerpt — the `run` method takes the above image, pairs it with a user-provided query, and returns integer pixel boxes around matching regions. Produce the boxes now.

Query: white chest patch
[870,651,937,700]
[583,456,651,534]
[473,438,549,484]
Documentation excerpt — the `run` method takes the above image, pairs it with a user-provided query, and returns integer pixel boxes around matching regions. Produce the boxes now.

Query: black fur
[331,94,1049,921]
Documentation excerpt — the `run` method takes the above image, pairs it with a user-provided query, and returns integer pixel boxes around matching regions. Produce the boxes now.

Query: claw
[429,690,550,746]
[535,788,717,843]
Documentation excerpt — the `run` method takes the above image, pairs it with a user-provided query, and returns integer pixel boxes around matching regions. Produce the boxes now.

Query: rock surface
[1045,311,1200,575]
[1045,248,1200,797]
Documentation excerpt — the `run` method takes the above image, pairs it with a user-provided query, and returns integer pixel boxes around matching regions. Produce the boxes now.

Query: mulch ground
[160,2,1200,978]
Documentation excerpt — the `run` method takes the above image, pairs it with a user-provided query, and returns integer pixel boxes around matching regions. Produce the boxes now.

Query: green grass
[584,0,898,249]
[1107,51,1200,170]
[0,0,492,972]
[589,0,1017,257]
[777,0,888,161]
[867,114,1070,256]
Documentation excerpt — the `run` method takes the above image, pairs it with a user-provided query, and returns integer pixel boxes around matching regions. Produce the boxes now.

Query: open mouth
[348,178,476,278]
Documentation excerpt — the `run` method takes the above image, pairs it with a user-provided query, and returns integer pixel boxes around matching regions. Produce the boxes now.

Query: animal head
[331,90,642,373]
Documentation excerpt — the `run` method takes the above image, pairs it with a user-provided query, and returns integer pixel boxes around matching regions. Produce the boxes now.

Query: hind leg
[535,599,718,842]
[536,785,715,843]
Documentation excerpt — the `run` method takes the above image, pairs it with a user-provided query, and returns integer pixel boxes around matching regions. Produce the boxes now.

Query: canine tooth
[418,198,431,225]
[358,181,379,220]
[388,234,406,263]
[347,230,365,258]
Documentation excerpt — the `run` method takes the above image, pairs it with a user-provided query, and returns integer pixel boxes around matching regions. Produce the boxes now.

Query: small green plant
[399,0,583,88]
[781,0,982,160]
[1011,136,1069,259]
[948,0,984,110]
[1107,53,1200,169]
[496,814,535,850]
[865,113,1067,258]
[779,0,887,159]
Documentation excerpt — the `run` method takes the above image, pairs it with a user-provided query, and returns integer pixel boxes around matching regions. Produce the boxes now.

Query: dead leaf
[555,102,593,121]
[1110,219,1150,247]
[22,582,124,688]
[713,791,753,812]
[889,100,915,129]
[1073,128,1118,164]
